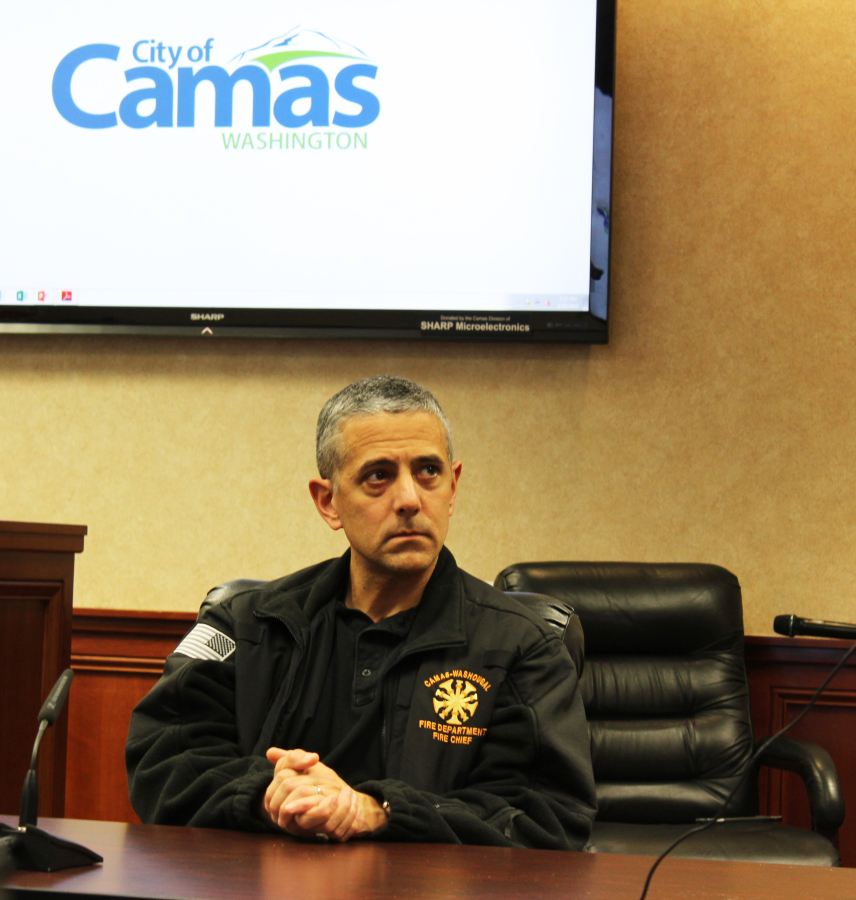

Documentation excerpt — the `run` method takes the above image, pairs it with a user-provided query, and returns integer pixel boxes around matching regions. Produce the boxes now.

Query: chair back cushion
[495,562,757,824]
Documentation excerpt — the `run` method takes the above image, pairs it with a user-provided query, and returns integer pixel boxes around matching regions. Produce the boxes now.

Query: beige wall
[2,0,854,634]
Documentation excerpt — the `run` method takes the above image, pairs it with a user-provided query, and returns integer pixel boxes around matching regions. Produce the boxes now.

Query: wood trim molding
[0,521,87,554]
[71,655,176,676]
[745,634,856,667]
[71,608,195,668]
[769,687,856,727]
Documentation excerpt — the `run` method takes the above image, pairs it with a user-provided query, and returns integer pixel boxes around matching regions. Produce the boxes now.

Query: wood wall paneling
[746,636,856,867]
[769,691,856,849]
[0,581,61,817]
[66,610,194,823]
[0,521,87,820]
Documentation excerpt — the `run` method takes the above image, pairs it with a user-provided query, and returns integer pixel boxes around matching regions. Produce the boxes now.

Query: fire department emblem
[433,678,479,724]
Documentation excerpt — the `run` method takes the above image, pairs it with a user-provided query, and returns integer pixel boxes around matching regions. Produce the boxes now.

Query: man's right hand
[261,747,387,841]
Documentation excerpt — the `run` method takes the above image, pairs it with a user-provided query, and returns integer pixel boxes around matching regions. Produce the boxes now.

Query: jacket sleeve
[358,634,597,850]
[125,604,275,831]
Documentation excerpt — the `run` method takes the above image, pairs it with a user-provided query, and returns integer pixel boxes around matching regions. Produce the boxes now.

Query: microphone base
[0,823,102,871]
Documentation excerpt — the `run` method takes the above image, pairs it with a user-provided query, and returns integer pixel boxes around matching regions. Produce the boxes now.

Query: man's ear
[309,478,343,531]
[448,461,462,517]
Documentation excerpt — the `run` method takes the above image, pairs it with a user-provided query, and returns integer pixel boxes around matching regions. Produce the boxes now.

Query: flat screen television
[0,0,615,342]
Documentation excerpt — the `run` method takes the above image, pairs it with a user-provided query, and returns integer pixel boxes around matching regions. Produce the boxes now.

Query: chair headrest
[496,562,743,655]
[199,579,266,620]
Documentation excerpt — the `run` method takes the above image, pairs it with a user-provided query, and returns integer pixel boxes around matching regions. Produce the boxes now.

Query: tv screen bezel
[0,0,616,344]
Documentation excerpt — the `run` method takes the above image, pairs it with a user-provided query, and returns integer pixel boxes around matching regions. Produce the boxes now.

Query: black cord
[637,639,856,900]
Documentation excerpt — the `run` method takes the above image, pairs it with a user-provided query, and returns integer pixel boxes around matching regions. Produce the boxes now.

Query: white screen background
[0,1,597,311]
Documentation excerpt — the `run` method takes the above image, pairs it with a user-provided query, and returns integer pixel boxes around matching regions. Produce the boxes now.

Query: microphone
[37,668,74,727]
[773,614,856,641]
[0,669,102,872]
[19,669,75,828]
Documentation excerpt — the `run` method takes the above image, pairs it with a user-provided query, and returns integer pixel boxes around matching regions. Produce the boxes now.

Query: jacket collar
[254,546,467,652]
[403,546,467,652]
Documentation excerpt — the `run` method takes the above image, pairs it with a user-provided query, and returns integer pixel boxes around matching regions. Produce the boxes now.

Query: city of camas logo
[51,26,380,138]
[418,671,491,745]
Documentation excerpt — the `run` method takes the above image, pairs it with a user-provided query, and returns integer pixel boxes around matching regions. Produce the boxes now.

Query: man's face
[311,411,461,579]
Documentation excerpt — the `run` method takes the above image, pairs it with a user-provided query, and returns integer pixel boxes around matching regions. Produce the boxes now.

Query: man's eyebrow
[356,453,445,474]
[357,456,397,475]
[414,454,445,467]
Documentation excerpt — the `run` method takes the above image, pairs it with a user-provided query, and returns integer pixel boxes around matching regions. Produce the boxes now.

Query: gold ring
[314,785,322,795]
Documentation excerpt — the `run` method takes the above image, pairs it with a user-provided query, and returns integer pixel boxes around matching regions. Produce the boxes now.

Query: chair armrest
[758,735,845,833]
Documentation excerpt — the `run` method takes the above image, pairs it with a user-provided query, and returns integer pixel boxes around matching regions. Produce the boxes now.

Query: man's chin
[374,546,440,577]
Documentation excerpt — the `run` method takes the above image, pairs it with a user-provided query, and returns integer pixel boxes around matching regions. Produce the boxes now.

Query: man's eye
[366,470,388,483]
[421,465,440,477]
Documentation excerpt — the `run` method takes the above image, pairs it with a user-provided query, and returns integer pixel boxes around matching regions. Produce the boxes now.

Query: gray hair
[316,375,453,482]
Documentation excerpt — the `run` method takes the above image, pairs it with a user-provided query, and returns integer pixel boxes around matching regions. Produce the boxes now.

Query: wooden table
[3,817,856,900]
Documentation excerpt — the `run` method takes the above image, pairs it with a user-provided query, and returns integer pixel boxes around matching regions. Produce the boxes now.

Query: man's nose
[393,472,421,513]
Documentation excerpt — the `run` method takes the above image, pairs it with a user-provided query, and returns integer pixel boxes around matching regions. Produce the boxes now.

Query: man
[126,376,596,848]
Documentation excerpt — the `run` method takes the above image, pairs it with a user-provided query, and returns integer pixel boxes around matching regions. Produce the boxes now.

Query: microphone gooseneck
[19,669,74,828]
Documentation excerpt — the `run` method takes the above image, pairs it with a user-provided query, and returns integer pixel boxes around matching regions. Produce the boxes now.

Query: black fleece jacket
[126,548,596,849]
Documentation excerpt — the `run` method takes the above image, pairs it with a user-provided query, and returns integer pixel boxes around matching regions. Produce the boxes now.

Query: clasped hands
[262,747,388,842]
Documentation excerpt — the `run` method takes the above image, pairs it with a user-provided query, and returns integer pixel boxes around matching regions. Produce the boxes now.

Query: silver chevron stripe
[173,624,236,661]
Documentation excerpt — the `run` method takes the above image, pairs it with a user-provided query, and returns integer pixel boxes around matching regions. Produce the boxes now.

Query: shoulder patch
[173,624,236,661]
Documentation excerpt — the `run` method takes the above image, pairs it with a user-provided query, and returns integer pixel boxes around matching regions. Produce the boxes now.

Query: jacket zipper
[255,610,305,744]
[379,638,466,770]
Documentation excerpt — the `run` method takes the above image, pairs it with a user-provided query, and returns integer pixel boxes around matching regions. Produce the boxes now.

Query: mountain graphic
[229,26,370,72]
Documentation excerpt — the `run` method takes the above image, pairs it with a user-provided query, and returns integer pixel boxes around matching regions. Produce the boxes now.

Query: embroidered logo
[433,678,478,724]
[418,669,491,745]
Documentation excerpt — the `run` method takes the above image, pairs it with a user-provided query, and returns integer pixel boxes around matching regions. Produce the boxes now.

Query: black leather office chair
[494,561,844,865]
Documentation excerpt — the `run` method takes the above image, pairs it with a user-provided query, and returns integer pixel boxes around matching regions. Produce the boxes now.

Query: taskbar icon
[1,289,77,304]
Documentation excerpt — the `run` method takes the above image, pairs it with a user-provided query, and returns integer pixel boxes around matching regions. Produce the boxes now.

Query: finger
[267,747,319,772]
[315,786,350,835]
[328,788,360,841]
[294,760,347,792]
[274,773,315,797]
[284,783,331,814]
[264,780,276,816]
[266,774,314,822]
[269,779,319,823]
[265,771,300,815]
[278,795,334,836]
[266,783,294,829]
[264,773,296,817]
[273,791,323,831]
[293,794,339,830]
